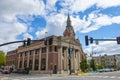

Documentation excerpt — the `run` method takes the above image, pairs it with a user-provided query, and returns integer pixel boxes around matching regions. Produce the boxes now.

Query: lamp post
[45,32,48,44]
[68,40,72,75]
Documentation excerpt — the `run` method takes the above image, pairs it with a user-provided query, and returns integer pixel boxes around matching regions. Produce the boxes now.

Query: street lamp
[68,39,73,75]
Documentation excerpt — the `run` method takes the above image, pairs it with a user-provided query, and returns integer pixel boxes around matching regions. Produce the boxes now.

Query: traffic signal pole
[85,35,119,46]
[0,38,32,47]
[0,41,24,47]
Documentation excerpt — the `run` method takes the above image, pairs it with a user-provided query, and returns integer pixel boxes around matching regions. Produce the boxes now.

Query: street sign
[69,48,73,57]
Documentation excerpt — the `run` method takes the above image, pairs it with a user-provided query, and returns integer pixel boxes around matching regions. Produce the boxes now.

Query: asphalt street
[0,71,120,80]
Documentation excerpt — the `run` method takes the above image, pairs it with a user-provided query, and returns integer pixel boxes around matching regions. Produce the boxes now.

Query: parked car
[98,69,104,72]
[12,69,18,73]
[2,69,10,74]
[17,69,29,74]
[0,69,3,72]
[98,68,114,72]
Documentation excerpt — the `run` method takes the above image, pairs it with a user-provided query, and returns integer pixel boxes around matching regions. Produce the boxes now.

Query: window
[19,61,22,68]
[34,59,39,70]
[41,58,46,70]
[55,46,58,52]
[24,60,27,67]
[62,47,66,53]
[42,47,46,53]
[35,49,39,54]
[25,52,27,56]
[49,46,52,52]
[30,50,34,55]
[20,53,22,57]
[62,53,64,57]
[29,60,32,70]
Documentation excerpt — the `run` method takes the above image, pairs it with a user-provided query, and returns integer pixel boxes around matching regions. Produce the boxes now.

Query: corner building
[6,14,85,74]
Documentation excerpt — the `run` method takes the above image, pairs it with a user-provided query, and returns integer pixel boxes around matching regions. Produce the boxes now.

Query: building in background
[115,54,120,70]
[6,14,85,74]
[93,54,116,69]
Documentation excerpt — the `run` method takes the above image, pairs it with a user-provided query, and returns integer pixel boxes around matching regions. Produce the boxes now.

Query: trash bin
[53,70,57,74]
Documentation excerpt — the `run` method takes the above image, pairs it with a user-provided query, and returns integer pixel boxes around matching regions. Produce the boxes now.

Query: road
[0,71,120,80]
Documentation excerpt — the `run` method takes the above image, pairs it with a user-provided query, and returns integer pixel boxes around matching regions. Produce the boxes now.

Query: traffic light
[85,35,89,46]
[68,48,73,57]
[23,40,26,47]
[90,37,93,44]
[27,38,31,45]
[116,37,120,44]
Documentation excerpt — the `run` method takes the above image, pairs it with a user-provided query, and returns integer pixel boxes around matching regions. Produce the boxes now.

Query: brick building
[6,14,85,74]
[6,50,18,69]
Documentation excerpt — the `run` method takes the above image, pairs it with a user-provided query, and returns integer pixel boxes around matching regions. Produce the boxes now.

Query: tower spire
[67,13,71,26]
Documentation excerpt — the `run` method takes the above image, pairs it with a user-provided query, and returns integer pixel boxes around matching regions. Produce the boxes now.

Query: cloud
[0,0,45,17]
[0,0,45,53]
[79,12,120,33]
[59,0,120,13]
[36,28,47,39]
[0,21,27,44]
[23,33,33,40]
[0,20,27,53]
[96,0,120,8]
[36,13,66,38]
[84,41,120,56]
[45,0,57,12]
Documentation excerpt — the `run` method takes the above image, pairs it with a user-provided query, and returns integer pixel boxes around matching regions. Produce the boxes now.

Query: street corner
[77,72,87,76]
[0,77,9,80]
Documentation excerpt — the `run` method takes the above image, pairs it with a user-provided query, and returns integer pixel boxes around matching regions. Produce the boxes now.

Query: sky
[0,0,120,56]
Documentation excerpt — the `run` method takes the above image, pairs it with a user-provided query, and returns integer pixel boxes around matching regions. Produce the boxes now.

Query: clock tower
[63,13,75,38]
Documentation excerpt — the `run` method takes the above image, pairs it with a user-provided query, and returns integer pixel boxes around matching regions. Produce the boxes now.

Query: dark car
[0,69,3,72]
[12,69,18,73]
[17,69,29,74]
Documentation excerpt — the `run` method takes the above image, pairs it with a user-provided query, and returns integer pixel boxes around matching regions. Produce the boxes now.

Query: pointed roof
[67,13,71,26]
[63,13,75,38]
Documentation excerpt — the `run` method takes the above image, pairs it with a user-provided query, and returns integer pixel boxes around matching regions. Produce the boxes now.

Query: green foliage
[97,62,104,69]
[90,59,97,71]
[0,51,6,67]
[80,59,89,72]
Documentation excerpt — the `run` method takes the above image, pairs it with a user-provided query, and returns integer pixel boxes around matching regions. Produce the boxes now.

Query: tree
[90,59,97,71]
[0,51,6,68]
[97,62,104,69]
[80,59,89,72]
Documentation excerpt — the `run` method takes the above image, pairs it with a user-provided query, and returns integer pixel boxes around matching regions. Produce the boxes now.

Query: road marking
[81,75,120,79]
[110,76,116,78]
[0,77,9,80]
[103,76,109,78]
[118,77,120,78]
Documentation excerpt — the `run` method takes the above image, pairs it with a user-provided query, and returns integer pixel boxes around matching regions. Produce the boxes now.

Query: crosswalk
[1,75,120,80]
[80,75,120,79]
